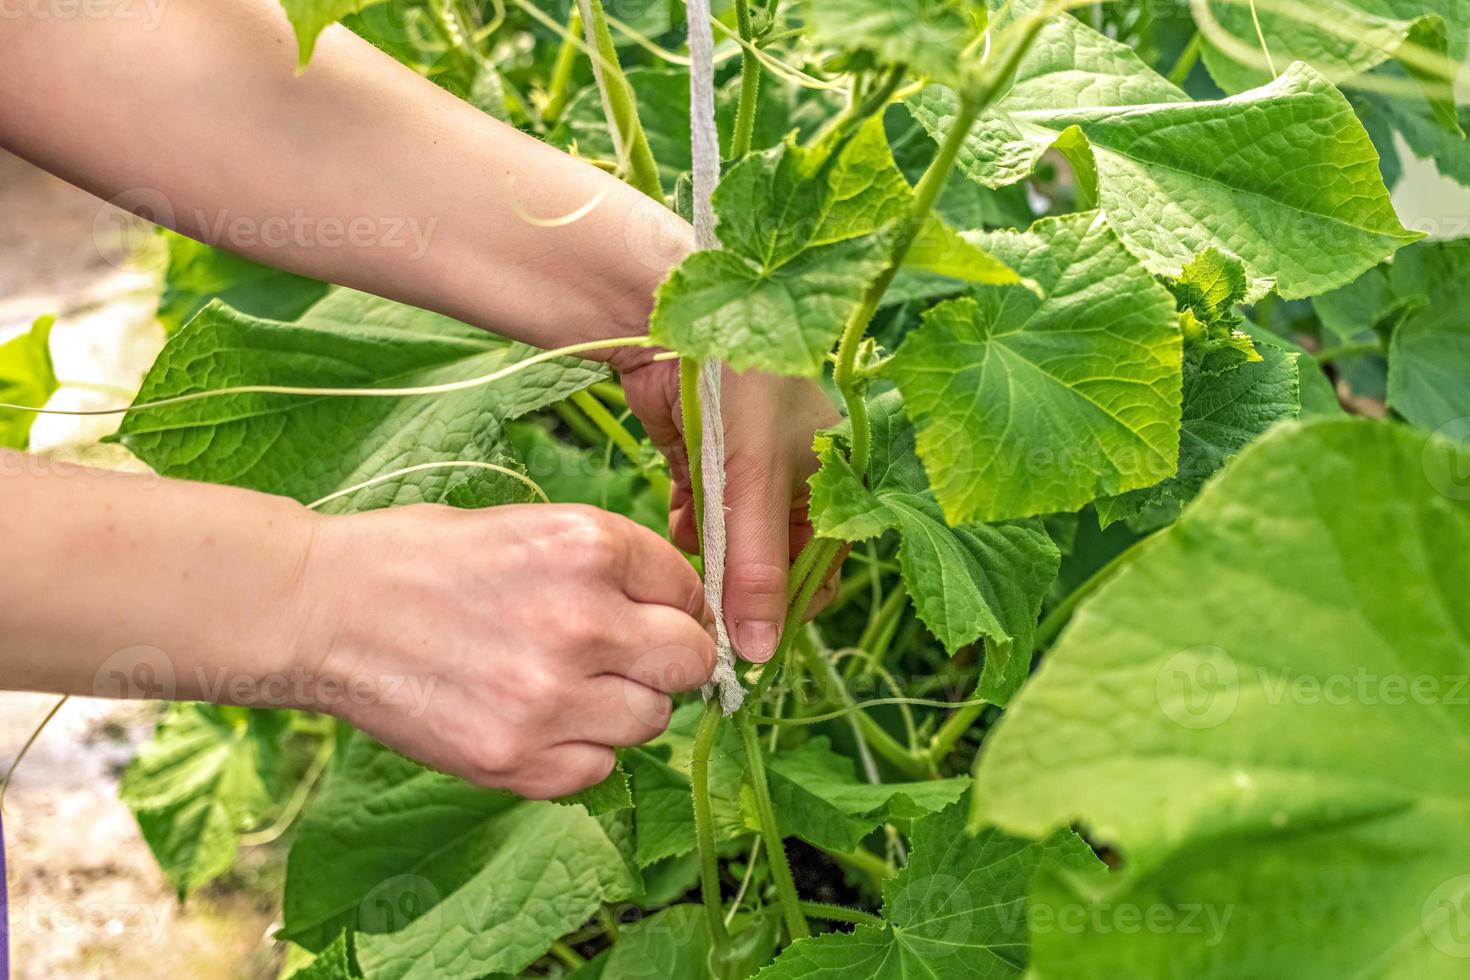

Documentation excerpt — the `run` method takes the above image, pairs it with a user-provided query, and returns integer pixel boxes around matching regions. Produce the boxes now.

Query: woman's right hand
[290,502,718,799]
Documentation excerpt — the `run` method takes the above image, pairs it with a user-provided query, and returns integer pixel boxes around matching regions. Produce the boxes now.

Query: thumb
[719,477,792,664]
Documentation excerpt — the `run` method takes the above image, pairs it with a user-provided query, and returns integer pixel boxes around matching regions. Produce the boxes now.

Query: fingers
[722,474,793,664]
[603,602,717,692]
[514,743,617,800]
[616,516,709,620]
[567,676,673,746]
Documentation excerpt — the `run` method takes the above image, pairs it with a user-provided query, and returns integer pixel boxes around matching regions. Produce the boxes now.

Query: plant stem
[549,940,586,970]
[735,711,810,941]
[730,0,761,158]
[1316,340,1386,364]
[542,4,583,123]
[801,640,933,779]
[552,398,606,448]
[580,0,663,201]
[571,389,640,458]
[591,380,628,409]
[1168,31,1203,86]
[746,539,842,706]
[691,700,732,949]
[679,357,707,546]
[1032,532,1157,654]
[922,699,988,768]
[856,584,908,664]
[798,902,885,928]
[819,844,894,888]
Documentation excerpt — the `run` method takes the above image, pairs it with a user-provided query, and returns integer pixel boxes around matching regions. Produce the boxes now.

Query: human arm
[0,453,716,798]
[0,0,840,663]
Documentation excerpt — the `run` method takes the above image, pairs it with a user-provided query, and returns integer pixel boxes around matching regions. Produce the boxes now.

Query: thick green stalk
[745,538,841,707]
[819,844,894,888]
[542,5,583,124]
[730,0,761,158]
[1168,31,1203,86]
[571,389,673,499]
[581,0,663,201]
[691,700,732,948]
[736,711,810,940]
[679,357,707,543]
[552,398,607,448]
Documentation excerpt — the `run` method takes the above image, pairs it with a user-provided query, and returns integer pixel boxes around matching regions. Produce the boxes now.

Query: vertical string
[687,0,743,714]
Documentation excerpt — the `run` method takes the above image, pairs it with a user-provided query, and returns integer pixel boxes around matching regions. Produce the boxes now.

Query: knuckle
[727,559,787,600]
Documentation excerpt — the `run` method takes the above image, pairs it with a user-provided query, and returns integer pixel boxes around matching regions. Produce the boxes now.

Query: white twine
[688,0,743,714]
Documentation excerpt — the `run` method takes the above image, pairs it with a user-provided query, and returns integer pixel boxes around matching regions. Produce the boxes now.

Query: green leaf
[973,419,1470,979]
[886,211,1182,525]
[650,120,1018,376]
[625,704,747,867]
[118,289,603,512]
[120,704,289,899]
[555,759,633,815]
[909,23,1420,298]
[1097,250,1301,528]
[753,802,1101,980]
[0,314,58,450]
[759,737,969,851]
[156,231,329,334]
[1382,241,1470,432]
[280,0,388,67]
[810,391,1059,700]
[287,932,359,979]
[1198,0,1466,135]
[805,0,978,84]
[1243,321,1344,419]
[281,733,638,978]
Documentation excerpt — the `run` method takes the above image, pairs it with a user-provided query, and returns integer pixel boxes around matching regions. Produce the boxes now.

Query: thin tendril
[745,696,990,727]
[0,696,68,810]
[1247,0,1277,77]
[306,460,549,510]
[0,336,656,419]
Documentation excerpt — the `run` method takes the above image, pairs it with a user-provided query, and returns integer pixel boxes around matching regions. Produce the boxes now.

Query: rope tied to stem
[687,0,743,715]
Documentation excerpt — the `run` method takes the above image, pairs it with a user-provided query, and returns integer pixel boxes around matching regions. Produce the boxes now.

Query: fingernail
[736,621,780,663]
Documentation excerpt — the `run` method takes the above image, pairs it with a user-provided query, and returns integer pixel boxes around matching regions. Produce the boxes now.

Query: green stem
[590,380,628,409]
[1316,340,1386,364]
[819,844,894,888]
[736,711,810,940]
[552,398,607,448]
[691,700,732,949]
[746,539,841,707]
[549,940,585,970]
[571,389,641,459]
[730,0,761,158]
[856,584,908,664]
[1168,31,1203,87]
[922,699,988,768]
[798,902,884,928]
[799,637,933,779]
[679,358,707,545]
[1032,532,1157,654]
[542,4,582,123]
[581,0,663,201]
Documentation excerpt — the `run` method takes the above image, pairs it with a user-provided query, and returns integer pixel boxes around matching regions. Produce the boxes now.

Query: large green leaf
[760,737,969,851]
[0,314,58,450]
[280,0,388,66]
[120,704,289,899]
[810,391,1059,700]
[973,419,1470,978]
[117,289,603,512]
[287,933,360,980]
[909,16,1419,298]
[1198,0,1466,134]
[649,120,1018,376]
[281,733,638,978]
[156,231,328,335]
[886,211,1182,525]
[753,802,1101,980]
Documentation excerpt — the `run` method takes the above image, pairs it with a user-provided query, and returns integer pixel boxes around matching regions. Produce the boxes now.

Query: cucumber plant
[55,1,1470,977]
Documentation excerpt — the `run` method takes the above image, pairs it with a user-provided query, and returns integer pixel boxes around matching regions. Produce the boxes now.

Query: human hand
[291,503,717,798]
[619,360,844,664]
